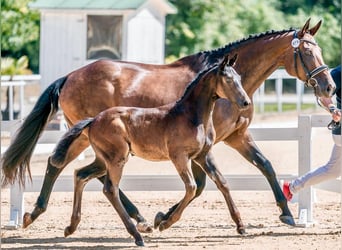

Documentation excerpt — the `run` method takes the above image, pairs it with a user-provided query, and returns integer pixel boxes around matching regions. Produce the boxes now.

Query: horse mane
[181,28,297,68]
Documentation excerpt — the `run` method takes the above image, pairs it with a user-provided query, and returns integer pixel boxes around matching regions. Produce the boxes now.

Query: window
[87,15,122,60]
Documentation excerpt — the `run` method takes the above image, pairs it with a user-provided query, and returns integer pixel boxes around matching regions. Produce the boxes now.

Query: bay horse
[50,56,250,246]
[1,19,335,233]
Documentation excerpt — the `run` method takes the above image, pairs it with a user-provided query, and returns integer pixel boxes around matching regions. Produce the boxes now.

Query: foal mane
[174,64,219,107]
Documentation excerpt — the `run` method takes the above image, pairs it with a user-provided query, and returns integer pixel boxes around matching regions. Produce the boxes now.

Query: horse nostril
[327,84,336,95]
[243,100,250,107]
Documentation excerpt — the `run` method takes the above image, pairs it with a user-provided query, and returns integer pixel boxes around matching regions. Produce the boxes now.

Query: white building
[30,0,176,89]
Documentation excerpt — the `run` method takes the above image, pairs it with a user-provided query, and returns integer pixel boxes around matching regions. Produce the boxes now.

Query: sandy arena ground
[1,111,341,249]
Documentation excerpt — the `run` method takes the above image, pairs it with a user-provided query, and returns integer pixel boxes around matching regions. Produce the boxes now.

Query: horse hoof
[280,215,295,226]
[154,211,165,229]
[23,213,32,228]
[135,240,145,246]
[137,222,153,233]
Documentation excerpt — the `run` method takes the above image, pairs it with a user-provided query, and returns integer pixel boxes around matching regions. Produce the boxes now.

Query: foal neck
[172,68,218,125]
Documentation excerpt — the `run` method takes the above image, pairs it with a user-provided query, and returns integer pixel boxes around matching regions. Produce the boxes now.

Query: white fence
[1,75,41,120]
[1,70,317,121]
[2,114,339,229]
[253,69,317,113]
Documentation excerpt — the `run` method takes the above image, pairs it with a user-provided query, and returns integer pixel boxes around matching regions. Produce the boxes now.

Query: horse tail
[50,118,94,167]
[1,76,68,188]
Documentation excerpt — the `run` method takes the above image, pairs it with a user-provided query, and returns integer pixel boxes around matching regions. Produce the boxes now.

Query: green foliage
[1,0,40,73]
[165,0,341,66]
[2,0,340,70]
[1,55,32,76]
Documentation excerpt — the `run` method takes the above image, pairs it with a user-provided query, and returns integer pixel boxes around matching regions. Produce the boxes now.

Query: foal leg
[23,135,90,228]
[194,151,245,234]
[64,158,105,237]
[105,156,144,246]
[65,159,152,236]
[154,160,206,229]
[156,157,197,231]
[224,131,295,226]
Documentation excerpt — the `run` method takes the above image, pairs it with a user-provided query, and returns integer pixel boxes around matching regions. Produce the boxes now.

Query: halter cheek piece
[292,30,328,88]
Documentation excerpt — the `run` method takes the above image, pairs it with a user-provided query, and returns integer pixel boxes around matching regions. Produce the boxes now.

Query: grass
[254,103,317,113]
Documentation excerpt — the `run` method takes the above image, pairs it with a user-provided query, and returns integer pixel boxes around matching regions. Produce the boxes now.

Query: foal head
[215,54,251,109]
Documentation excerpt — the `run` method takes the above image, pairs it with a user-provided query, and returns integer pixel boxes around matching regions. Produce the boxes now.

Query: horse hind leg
[23,134,90,228]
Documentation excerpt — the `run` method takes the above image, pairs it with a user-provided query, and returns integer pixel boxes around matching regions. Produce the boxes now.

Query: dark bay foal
[51,55,250,246]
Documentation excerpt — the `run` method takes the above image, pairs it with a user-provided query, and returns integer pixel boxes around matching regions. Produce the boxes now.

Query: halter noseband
[292,30,328,88]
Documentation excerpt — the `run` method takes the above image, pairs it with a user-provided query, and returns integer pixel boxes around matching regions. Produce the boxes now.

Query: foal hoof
[154,211,165,229]
[64,226,74,237]
[280,215,295,226]
[237,226,246,235]
[158,221,169,232]
[137,222,153,233]
[23,213,32,228]
[135,240,145,247]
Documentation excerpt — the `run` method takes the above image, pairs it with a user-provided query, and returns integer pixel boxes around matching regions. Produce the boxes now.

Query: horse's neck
[195,30,294,96]
[235,34,293,95]
[174,73,216,125]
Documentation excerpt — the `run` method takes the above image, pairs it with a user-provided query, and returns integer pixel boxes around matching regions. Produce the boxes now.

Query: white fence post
[8,182,24,227]
[297,115,313,224]
[2,120,25,228]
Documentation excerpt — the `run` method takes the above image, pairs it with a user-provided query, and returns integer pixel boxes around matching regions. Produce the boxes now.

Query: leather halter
[292,30,328,88]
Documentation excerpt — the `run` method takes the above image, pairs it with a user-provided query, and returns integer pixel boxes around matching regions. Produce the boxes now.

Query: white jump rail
[1,75,41,121]
[1,114,338,228]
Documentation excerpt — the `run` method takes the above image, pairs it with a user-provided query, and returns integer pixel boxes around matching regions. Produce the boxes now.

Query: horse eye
[304,49,313,56]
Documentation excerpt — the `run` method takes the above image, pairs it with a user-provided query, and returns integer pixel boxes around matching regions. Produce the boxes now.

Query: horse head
[283,18,336,97]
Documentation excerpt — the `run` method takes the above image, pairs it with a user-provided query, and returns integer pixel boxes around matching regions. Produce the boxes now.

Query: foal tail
[1,76,68,188]
[50,118,94,168]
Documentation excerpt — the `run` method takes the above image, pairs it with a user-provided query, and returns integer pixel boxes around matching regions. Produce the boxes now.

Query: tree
[1,0,40,73]
[165,0,340,66]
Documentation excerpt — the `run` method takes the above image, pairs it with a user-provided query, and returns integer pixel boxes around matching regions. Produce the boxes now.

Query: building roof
[30,0,176,13]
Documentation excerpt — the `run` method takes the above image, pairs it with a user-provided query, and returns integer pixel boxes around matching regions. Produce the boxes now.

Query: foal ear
[298,18,311,38]
[308,19,322,36]
[228,54,238,67]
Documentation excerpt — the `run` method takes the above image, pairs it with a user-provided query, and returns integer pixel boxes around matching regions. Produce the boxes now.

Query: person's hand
[329,104,341,122]
[332,108,341,122]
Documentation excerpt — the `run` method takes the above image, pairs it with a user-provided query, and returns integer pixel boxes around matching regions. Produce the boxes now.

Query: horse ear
[308,20,322,36]
[220,55,229,71]
[298,18,311,38]
[228,54,238,67]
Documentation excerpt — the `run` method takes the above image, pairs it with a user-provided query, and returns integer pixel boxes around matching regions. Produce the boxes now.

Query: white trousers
[290,134,342,194]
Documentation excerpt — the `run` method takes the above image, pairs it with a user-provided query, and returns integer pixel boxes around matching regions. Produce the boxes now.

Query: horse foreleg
[154,160,206,229]
[23,135,90,229]
[195,151,245,235]
[224,132,295,226]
